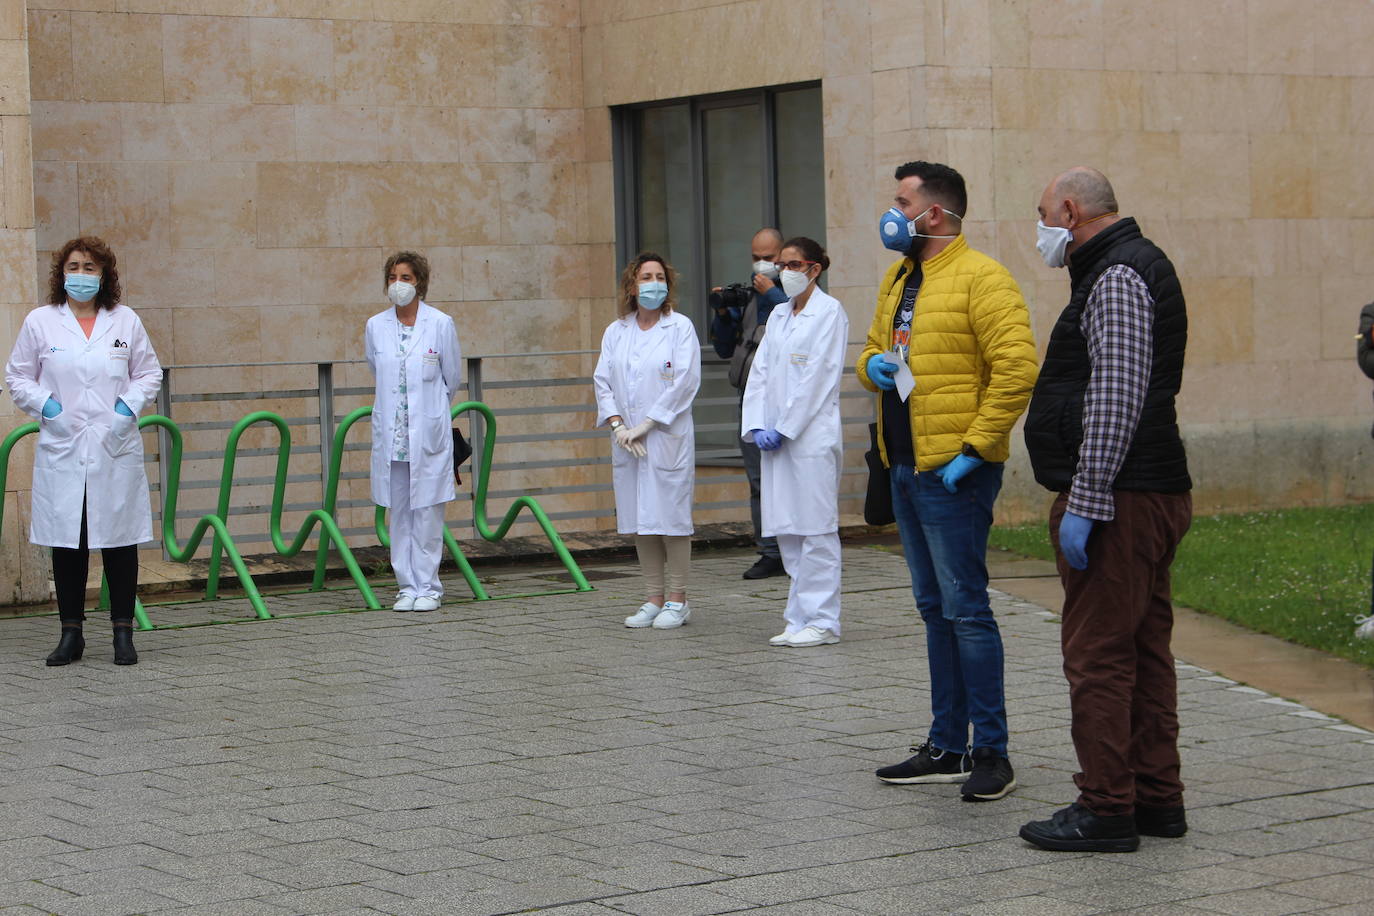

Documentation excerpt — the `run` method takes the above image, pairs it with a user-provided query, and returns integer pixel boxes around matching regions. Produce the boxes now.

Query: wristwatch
[961,443,982,459]
[609,419,624,431]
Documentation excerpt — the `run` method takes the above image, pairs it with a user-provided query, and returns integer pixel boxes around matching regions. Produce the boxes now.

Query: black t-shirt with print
[881,265,921,467]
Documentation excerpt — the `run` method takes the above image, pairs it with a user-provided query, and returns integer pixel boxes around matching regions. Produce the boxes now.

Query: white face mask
[780,269,812,299]
[1036,220,1073,269]
[387,281,417,307]
[753,259,779,279]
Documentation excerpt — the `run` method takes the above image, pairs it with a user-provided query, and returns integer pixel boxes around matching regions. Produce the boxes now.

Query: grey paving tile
[2,547,1372,915]
[956,898,1100,916]
[1187,886,1333,915]
[1270,871,1374,905]
[603,885,751,915]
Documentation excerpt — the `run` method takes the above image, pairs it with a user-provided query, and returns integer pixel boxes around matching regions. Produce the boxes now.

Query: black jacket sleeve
[1358,302,1374,380]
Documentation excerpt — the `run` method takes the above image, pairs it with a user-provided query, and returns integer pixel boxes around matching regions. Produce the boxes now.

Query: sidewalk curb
[2,522,898,611]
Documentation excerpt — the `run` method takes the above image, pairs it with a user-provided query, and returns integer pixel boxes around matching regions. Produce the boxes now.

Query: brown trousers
[1050,490,1192,816]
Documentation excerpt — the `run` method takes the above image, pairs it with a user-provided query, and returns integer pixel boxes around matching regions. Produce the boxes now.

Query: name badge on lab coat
[790,352,809,366]
[659,360,674,380]
[422,353,439,366]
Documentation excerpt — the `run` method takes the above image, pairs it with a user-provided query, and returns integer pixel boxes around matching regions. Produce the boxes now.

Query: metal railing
[143,347,876,558]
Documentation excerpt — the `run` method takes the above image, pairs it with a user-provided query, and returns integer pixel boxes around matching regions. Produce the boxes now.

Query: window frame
[611,81,820,325]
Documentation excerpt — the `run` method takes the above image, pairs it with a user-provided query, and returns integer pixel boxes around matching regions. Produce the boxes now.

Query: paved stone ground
[3,544,1374,916]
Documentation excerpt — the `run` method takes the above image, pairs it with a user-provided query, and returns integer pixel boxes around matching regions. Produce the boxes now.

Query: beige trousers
[635,534,691,598]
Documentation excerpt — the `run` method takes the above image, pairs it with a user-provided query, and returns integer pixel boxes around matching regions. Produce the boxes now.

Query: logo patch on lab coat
[660,360,674,380]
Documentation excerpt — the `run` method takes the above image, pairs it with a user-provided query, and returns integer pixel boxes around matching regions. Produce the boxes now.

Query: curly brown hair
[48,237,122,311]
[617,252,678,318]
[384,250,430,301]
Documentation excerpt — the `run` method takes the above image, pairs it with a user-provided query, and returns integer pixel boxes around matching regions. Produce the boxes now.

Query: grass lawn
[989,504,1374,668]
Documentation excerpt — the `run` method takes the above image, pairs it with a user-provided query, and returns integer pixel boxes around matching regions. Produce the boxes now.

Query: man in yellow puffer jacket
[860,161,1038,804]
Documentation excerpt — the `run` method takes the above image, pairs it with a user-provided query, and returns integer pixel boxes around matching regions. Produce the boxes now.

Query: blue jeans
[890,462,1008,757]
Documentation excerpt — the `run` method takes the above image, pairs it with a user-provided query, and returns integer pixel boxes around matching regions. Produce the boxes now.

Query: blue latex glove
[755,428,784,451]
[113,398,133,417]
[935,454,983,493]
[1058,511,1094,571]
[41,397,61,419]
[865,353,898,391]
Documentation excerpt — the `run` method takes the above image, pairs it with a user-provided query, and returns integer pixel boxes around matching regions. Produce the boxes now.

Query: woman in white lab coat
[741,237,849,648]
[365,251,463,613]
[593,253,701,629]
[4,237,163,666]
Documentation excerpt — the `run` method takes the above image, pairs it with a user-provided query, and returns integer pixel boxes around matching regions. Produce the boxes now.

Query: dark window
[612,83,825,461]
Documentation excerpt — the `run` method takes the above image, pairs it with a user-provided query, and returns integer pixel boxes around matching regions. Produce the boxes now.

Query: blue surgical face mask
[64,272,101,302]
[637,281,668,310]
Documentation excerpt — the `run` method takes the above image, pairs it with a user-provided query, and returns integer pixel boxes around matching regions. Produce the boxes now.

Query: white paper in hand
[884,349,916,402]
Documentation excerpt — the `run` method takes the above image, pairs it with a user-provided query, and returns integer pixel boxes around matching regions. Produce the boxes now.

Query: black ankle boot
[46,626,85,666]
[112,624,138,666]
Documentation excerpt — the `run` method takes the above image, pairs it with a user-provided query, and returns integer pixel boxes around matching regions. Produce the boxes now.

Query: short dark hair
[780,237,830,273]
[384,250,430,300]
[894,161,968,216]
[49,236,122,311]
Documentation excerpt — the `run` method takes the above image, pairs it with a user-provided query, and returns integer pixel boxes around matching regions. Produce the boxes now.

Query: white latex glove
[614,425,647,458]
[624,417,656,442]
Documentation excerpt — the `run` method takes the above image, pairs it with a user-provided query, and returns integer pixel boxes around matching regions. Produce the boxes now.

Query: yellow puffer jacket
[856,235,1038,471]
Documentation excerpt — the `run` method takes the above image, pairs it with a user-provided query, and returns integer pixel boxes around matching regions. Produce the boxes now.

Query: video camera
[709,283,752,314]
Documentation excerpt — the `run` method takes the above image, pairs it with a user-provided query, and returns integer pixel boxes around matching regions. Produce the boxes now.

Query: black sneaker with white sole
[875,742,971,784]
[960,747,1016,801]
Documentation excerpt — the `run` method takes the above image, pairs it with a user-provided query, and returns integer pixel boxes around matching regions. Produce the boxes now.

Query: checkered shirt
[1069,264,1155,521]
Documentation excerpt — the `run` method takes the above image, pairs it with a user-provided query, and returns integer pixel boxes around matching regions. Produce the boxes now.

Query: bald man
[711,227,788,579]
[1019,168,1192,853]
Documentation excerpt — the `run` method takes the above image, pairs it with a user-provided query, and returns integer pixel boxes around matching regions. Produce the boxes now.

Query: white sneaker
[769,631,794,646]
[412,595,441,612]
[786,625,839,647]
[393,594,415,611]
[1356,615,1374,639]
[625,602,662,627]
[652,601,690,629]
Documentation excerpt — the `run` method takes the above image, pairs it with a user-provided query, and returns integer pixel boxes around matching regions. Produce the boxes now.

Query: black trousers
[51,500,138,623]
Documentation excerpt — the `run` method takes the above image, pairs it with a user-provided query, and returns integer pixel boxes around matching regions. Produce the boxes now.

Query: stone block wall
[3,0,1373,601]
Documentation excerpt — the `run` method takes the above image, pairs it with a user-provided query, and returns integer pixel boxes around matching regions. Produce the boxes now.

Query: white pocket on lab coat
[39,411,70,441]
[650,431,690,472]
[422,353,440,382]
[107,347,130,379]
[421,418,448,457]
[103,412,139,458]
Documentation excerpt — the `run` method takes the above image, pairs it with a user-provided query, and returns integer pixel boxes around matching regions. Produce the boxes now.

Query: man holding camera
[711,227,788,579]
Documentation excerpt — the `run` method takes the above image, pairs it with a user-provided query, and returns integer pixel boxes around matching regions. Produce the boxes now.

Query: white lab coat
[740,288,849,537]
[593,311,701,536]
[4,303,163,549]
[365,302,462,509]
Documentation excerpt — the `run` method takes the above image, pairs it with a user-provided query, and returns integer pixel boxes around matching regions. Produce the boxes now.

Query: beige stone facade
[2,1,1372,601]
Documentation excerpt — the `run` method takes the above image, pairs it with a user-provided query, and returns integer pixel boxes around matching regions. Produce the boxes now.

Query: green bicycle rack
[2,398,592,629]
[204,410,379,611]
[313,400,593,598]
[1,416,268,630]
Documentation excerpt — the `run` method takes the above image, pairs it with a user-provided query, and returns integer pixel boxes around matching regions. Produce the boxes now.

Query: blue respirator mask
[878,205,962,253]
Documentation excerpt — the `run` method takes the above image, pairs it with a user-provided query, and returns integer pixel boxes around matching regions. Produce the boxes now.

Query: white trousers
[776,532,842,636]
[389,461,446,598]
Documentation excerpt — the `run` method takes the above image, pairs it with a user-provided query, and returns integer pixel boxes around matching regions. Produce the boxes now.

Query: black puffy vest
[1024,218,1191,493]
